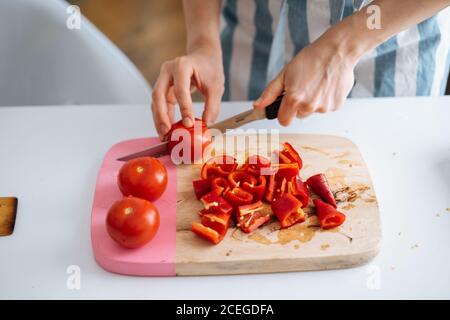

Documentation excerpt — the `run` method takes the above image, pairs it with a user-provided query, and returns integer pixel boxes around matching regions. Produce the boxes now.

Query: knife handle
[265,95,284,120]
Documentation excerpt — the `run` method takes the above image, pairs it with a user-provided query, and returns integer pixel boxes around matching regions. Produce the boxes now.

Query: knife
[116,95,283,161]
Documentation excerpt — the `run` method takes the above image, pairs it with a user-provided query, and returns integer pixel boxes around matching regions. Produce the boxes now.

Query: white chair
[0,0,151,106]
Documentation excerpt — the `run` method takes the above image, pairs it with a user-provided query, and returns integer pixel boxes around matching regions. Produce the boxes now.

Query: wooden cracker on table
[0,197,18,236]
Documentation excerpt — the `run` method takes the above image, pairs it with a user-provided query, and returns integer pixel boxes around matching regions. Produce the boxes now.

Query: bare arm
[254,0,450,125]
[152,0,222,139]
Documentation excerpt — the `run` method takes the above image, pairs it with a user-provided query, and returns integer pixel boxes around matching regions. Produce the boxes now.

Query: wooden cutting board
[91,134,381,276]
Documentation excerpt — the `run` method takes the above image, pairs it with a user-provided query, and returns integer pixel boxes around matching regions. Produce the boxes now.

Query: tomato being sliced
[241,155,271,176]
[200,191,233,215]
[313,199,346,229]
[287,177,309,208]
[279,142,303,170]
[201,155,238,179]
[242,175,266,202]
[223,187,254,207]
[166,118,212,164]
[306,173,337,208]
[118,156,168,202]
[264,175,287,203]
[192,178,211,200]
[106,196,160,249]
[192,222,223,244]
[228,171,257,188]
[236,201,271,233]
[271,193,305,228]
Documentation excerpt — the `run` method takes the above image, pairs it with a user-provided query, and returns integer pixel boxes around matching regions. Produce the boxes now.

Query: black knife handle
[264,95,284,120]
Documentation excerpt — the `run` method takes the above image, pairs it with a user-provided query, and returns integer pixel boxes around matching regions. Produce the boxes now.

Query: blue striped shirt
[221,0,450,100]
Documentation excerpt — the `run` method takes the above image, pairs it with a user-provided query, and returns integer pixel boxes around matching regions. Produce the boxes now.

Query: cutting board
[91,134,381,276]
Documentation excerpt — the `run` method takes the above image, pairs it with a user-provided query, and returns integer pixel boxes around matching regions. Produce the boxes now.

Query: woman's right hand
[151,45,224,139]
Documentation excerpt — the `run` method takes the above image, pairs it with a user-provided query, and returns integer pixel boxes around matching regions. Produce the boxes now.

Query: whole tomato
[106,196,160,249]
[118,157,168,202]
[166,118,211,164]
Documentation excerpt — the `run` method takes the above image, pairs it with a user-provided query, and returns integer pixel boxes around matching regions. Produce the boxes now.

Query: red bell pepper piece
[271,193,305,228]
[287,177,309,208]
[241,155,271,176]
[313,199,346,230]
[236,201,271,233]
[279,142,303,170]
[306,173,337,208]
[192,178,211,200]
[264,175,287,203]
[242,175,266,202]
[210,176,230,196]
[201,155,238,179]
[200,211,231,235]
[269,163,299,181]
[228,171,257,188]
[223,187,254,207]
[200,191,233,215]
[192,222,223,244]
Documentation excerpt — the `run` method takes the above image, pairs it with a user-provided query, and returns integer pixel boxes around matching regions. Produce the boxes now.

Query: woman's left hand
[253,32,358,126]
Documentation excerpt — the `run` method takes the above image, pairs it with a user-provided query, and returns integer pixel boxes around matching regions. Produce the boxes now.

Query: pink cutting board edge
[90,138,177,276]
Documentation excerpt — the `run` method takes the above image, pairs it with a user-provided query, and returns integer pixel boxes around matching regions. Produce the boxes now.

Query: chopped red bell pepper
[192,222,223,244]
[287,177,309,208]
[270,163,299,181]
[201,155,238,179]
[313,199,346,230]
[306,173,337,208]
[210,176,230,196]
[223,187,254,207]
[241,155,271,176]
[236,201,271,233]
[271,193,305,228]
[264,175,287,203]
[242,175,266,202]
[192,178,211,200]
[200,211,231,235]
[200,191,233,215]
[279,142,303,170]
[227,171,257,188]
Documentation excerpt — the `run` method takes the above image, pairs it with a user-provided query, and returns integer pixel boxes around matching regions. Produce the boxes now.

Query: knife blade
[116,95,283,161]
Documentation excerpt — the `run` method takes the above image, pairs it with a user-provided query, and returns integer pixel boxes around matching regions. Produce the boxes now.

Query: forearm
[182,0,222,53]
[320,0,450,62]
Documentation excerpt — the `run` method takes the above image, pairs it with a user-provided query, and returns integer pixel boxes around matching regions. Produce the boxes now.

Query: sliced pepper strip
[271,193,305,228]
[192,179,211,200]
[287,177,309,208]
[201,155,238,179]
[279,142,303,170]
[210,176,230,196]
[242,175,266,202]
[240,155,271,176]
[267,163,299,181]
[264,175,287,203]
[228,171,257,188]
[236,201,271,233]
[313,199,346,229]
[200,191,233,215]
[192,222,223,244]
[223,187,254,207]
[306,173,337,208]
[201,211,231,235]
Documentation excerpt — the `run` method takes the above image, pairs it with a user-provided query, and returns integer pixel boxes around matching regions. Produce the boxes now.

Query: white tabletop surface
[0,97,449,299]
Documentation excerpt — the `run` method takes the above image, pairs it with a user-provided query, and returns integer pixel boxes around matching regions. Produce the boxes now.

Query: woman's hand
[253,32,357,126]
[151,45,224,139]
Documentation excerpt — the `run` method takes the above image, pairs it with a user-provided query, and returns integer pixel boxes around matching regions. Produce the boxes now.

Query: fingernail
[182,116,194,128]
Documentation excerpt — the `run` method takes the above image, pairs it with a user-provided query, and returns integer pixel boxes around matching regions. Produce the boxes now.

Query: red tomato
[166,118,212,163]
[106,197,160,249]
[118,157,168,202]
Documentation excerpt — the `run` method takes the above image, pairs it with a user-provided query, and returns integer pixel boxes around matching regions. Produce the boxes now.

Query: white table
[0,97,449,299]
